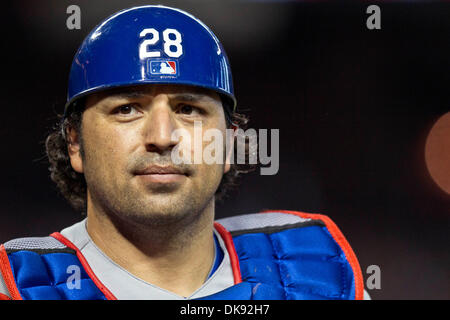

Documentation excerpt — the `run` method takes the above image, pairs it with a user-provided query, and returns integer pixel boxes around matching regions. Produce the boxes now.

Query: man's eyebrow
[103,91,218,104]
[106,91,148,100]
[169,93,216,103]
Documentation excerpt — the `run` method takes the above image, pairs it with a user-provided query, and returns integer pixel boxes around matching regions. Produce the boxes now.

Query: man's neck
[85,200,216,297]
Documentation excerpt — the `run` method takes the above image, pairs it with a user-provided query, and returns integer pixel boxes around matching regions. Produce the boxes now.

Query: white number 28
[139,28,183,59]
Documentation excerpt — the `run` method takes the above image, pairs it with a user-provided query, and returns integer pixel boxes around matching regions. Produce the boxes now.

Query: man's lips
[135,165,186,175]
[134,165,188,184]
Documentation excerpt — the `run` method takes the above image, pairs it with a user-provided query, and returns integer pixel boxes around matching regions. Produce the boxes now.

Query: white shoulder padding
[216,211,311,233]
[3,236,66,251]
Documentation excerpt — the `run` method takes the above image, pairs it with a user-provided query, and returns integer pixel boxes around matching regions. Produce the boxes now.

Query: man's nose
[143,96,178,153]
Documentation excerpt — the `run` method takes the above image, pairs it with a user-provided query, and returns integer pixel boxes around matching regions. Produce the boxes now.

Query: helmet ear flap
[65,5,236,119]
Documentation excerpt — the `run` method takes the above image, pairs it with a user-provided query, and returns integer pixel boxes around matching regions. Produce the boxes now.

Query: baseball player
[0,5,367,300]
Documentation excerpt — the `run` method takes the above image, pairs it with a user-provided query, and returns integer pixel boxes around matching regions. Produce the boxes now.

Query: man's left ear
[67,127,84,174]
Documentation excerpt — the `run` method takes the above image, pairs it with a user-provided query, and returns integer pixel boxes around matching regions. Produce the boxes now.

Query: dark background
[1,0,449,299]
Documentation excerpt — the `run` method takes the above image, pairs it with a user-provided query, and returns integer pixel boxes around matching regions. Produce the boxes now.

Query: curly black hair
[45,98,254,213]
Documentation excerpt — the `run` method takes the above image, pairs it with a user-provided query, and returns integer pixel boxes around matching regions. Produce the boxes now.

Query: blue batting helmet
[65,5,235,117]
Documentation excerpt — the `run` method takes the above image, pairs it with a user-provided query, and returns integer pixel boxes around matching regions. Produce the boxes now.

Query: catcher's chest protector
[0,211,364,300]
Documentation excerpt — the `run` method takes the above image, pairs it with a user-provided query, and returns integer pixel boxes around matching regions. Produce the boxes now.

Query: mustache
[129,155,193,175]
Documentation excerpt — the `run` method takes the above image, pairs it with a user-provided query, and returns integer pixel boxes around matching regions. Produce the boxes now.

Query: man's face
[68,84,230,226]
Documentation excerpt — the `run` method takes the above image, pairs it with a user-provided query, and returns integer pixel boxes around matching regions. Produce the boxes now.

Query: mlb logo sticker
[149,60,178,76]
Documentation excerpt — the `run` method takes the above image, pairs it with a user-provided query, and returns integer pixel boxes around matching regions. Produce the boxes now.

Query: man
[0,5,365,300]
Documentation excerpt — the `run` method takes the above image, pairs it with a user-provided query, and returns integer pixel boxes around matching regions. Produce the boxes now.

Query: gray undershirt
[59,219,235,300]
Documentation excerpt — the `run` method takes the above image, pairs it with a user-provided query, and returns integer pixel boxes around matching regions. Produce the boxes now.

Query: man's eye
[113,104,139,115]
[177,104,201,115]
